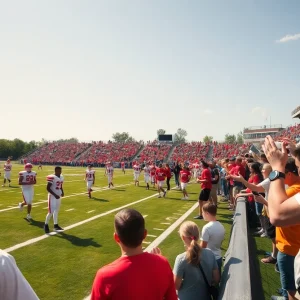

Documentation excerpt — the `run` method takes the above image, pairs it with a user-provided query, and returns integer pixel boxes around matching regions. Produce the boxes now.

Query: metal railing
[218,198,264,300]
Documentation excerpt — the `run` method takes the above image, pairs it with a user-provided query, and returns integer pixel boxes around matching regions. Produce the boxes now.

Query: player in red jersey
[121,161,125,174]
[180,166,191,200]
[149,163,157,188]
[156,163,167,198]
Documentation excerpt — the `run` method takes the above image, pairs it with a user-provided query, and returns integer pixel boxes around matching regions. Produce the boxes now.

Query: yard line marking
[66,208,74,211]
[8,206,15,208]
[87,210,95,214]
[153,228,164,231]
[166,217,177,221]
[36,194,41,195]
[4,191,162,253]
[144,202,199,252]
[147,234,157,238]
[0,183,132,213]
[142,241,151,244]
[43,207,48,209]
[173,213,182,216]
[32,204,40,207]
[160,222,171,225]
[143,215,148,218]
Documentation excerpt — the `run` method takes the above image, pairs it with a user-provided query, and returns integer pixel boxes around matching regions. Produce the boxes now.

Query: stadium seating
[170,142,209,163]
[137,141,172,163]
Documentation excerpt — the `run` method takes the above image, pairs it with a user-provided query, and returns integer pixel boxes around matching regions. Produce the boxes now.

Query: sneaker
[185,196,189,200]
[8,184,11,187]
[275,263,280,273]
[261,256,277,264]
[163,191,166,198]
[194,215,203,220]
[181,197,186,200]
[157,195,161,198]
[44,224,50,234]
[54,224,64,232]
[260,232,268,238]
[271,296,286,300]
[257,228,264,234]
[26,214,32,220]
[2,184,4,187]
[18,203,23,211]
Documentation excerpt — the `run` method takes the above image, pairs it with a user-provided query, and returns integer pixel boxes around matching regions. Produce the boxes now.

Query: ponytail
[186,239,202,266]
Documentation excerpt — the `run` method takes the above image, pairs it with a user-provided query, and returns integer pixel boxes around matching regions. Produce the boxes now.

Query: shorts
[157,180,165,188]
[181,182,188,190]
[255,202,263,216]
[266,219,276,239]
[87,181,93,190]
[199,189,211,201]
[47,194,61,214]
[144,175,150,183]
[277,250,296,296]
[233,185,243,198]
[22,189,34,204]
[4,172,11,180]
[134,173,140,181]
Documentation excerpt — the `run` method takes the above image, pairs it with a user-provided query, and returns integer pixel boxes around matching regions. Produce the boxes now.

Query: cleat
[157,195,162,198]
[18,203,23,211]
[26,214,32,220]
[54,224,64,232]
[163,191,166,198]
[44,224,50,234]
[194,215,203,220]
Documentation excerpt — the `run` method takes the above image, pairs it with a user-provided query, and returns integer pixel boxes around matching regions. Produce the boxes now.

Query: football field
[0,163,232,300]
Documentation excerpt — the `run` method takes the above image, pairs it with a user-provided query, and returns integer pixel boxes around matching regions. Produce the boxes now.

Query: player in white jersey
[143,162,151,190]
[133,163,141,186]
[18,163,37,220]
[44,166,64,234]
[2,159,12,187]
[85,165,95,198]
[105,162,114,188]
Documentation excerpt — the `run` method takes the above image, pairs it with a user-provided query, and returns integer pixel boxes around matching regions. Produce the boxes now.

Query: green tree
[0,139,38,158]
[236,131,244,144]
[203,135,213,143]
[157,129,166,136]
[174,128,188,143]
[56,137,78,143]
[224,133,236,144]
[112,132,135,143]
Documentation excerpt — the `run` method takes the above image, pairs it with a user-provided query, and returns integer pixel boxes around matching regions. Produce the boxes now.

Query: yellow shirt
[276,183,300,256]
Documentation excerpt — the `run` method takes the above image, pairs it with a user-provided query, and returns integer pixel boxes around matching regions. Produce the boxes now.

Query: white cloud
[203,109,213,115]
[276,33,300,43]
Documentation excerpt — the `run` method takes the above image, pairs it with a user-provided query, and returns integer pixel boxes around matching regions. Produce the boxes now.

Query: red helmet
[25,163,33,169]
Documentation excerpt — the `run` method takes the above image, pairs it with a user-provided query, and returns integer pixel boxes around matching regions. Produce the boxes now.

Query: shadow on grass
[54,232,101,248]
[165,197,197,202]
[7,186,20,189]
[112,188,126,192]
[92,197,109,202]
[26,218,45,229]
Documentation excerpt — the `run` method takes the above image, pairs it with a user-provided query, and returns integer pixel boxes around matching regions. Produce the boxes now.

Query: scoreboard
[158,134,173,142]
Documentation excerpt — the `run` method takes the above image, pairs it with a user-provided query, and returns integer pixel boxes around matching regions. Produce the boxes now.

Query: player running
[180,166,191,200]
[85,165,95,198]
[143,162,151,190]
[105,162,114,188]
[38,162,42,170]
[133,162,141,186]
[156,163,167,198]
[149,163,156,188]
[2,159,12,187]
[18,163,37,220]
[44,166,64,234]
[121,161,125,174]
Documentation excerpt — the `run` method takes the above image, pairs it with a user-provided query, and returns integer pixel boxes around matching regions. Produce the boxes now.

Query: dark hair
[202,203,217,216]
[285,158,298,175]
[55,166,62,171]
[201,160,209,168]
[114,209,145,248]
[247,158,254,163]
[260,153,268,162]
[250,162,263,182]
[294,147,300,161]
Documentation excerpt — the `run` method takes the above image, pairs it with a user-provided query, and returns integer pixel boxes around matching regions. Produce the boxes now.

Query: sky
[0,0,299,142]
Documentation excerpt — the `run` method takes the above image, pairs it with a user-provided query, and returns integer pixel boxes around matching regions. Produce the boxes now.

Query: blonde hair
[179,221,202,265]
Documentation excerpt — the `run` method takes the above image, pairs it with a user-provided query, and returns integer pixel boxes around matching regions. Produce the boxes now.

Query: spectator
[173,221,220,300]
[173,161,182,189]
[201,203,225,275]
[0,249,39,300]
[90,209,177,300]
[165,163,172,191]
[209,161,220,206]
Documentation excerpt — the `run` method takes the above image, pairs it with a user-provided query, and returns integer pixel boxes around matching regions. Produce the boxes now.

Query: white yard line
[4,191,162,253]
[147,234,157,238]
[153,228,164,231]
[87,210,95,214]
[144,202,198,252]
[0,183,132,213]
[143,215,148,218]
[160,222,171,225]
[66,208,74,211]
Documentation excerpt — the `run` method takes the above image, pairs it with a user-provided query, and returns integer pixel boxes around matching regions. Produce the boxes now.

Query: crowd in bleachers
[170,142,209,163]
[77,141,141,165]
[24,142,91,165]
[274,123,300,142]
[212,142,250,161]
[138,141,172,163]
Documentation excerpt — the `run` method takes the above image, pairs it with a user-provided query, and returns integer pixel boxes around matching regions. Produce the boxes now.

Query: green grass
[0,162,233,300]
